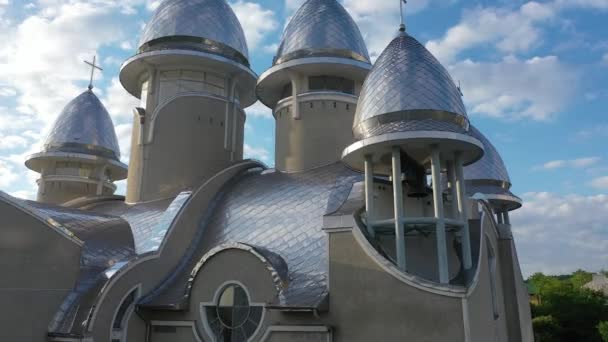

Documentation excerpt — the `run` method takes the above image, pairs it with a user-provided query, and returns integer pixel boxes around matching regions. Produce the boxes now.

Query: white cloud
[512,192,608,276]
[450,55,578,120]
[0,87,16,96]
[0,160,18,188]
[574,124,608,140]
[536,156,601,170]
[102,78,139,121]
[602,52,608,65]
[9,189,36,200]
[244,144,270,163]
[590,176,608,190]
[245,101,273,119]
[0,134,28,150]
[230,1,278,50]
[262,43,278,54]
[426,2,556,64]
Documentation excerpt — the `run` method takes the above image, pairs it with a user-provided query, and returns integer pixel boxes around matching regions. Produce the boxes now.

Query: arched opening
[111,287,140,342]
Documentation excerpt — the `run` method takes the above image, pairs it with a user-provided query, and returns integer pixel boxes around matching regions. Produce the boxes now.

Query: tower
[256,0,371,172]
[119,0,257,203]
[341,27,484,284]
[25,89,128,205]
[464,126,522,224]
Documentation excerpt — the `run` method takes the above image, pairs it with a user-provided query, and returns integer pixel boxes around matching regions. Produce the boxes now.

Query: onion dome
[353,31,468,140]
[138,0,249,65]
[274,0,370,65]
[25,90,128,179]
[342,31,483,173]
[464,126,521,210]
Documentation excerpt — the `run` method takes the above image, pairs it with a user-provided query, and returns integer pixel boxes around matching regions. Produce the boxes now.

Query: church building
[0,0,534,341]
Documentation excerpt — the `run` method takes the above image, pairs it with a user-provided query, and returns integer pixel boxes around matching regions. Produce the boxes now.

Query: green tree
[599,321,608,342]
[533,315,560,342]
[570,269,593,289]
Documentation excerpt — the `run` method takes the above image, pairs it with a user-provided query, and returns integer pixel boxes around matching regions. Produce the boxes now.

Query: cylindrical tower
[120,0,257,203]
[463,126,522,225]
[25,90,128,205]
[342,28,484,284]
[256,0,372,172]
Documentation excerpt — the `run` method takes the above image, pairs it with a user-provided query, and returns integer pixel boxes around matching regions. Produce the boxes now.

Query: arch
[110,284,141,342]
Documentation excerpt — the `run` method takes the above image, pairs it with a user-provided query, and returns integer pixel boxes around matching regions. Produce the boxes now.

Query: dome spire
[84,56,103,91]
[399,0,407,32]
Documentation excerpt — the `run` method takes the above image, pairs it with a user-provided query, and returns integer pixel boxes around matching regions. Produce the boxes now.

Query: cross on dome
[84,56,103,91]
[400,0,407,32]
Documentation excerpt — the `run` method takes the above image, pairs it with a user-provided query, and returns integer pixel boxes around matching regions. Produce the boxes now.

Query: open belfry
[0,0,533,341]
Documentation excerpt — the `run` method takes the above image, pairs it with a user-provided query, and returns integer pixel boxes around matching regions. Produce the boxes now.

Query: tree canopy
[528,270,608,342]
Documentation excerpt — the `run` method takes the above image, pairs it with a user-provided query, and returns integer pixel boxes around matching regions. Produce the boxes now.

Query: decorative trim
[149,320,203,342]
[259,325,332,342]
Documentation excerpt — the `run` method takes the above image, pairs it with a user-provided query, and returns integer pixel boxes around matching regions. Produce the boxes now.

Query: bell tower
[256,0,371,172]
[119,0,257,203]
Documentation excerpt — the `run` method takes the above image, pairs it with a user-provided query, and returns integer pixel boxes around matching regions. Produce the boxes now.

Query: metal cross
[84,56,103,90]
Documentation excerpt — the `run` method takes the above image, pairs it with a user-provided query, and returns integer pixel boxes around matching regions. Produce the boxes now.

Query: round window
[205,284,263,342]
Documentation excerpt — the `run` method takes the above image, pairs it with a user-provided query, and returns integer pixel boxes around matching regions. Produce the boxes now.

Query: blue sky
[0,0,606,277]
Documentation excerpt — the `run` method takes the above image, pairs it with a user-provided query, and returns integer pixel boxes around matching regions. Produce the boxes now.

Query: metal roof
[353,31,468,139]
[41,90,122,162]
[139,0,249,62]
[274,0,370,65]
[141,163,362,309]
[464,126,512,186]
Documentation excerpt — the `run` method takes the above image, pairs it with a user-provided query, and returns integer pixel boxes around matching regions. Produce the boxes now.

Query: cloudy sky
[0,0,606,277]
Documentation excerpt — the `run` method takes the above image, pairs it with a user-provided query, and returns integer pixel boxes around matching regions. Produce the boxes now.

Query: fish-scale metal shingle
[275,0,369,64]
[43,90,122,161]
[464,126,511,185]
[139,0,249,61]
[354,32,468,139]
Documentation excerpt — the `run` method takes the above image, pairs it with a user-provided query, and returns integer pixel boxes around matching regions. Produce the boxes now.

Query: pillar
[504,210,511,225]
[364,155,376,238]
[446,161,458,219]
[497,211,504,224]
[392,147,406,271]
[431,146,449,284]
[454,151,473,271]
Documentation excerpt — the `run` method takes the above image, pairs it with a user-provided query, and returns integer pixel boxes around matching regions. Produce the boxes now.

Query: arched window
[486,238,500,320]
[204,283,263,342]
[111,287,139,342]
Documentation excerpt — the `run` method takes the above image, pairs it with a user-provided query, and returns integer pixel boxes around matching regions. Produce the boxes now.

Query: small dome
[42,90,122,162]
[138,0,249,64]
[353,31,468,139]
[465,126,511,185]
[464,126,521,210]
[274,0,370,65]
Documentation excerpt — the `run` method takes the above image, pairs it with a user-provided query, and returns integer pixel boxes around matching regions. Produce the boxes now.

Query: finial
[399,0,407,32]
[84,56,103,91]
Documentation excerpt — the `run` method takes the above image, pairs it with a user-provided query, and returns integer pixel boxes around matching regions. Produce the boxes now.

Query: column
[364,155,376,238]
[446,161,458,219]
[431,146,449,284]
[503,210,511,225]
[454,151,473,271]
[497,211,504,224]
[287,71,300,120]
[392,147,406,271]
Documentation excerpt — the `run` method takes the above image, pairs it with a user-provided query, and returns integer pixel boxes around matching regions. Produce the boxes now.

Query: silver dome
[353,31,468,139]
[464,126,511,186]
[42,90,122,162]
[274,0,370,65]
[138,0,249,63]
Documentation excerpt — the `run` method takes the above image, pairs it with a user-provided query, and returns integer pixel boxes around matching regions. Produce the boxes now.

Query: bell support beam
[454,151,473,271]
[430,146,449,284]
[364,155,376,238]
[392,147,406,272]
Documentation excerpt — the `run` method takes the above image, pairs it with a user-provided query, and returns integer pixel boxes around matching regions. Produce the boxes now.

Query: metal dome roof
[138,0,249,63]
[274,0,370,65]
[42,90,122,162]
[464,126,511,186]
[353,31,469,139]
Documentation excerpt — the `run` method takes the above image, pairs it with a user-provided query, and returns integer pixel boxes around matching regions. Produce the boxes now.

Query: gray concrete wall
[0,201,81,342]
[325,230,465,342]
[465,215,509,342]
[38,179,112,205]
[127,95,245,203]
[274,98,356,172]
